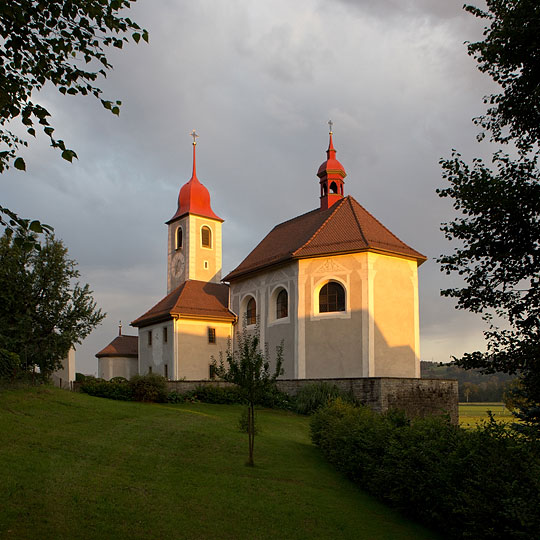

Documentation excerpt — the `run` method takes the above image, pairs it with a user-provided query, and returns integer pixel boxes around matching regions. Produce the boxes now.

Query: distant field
[459,402,514,428]
[0,387,439,540]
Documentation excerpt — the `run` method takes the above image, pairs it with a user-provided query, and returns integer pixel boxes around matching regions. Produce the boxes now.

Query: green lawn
[0,387,439,540]
[459,402,514,428]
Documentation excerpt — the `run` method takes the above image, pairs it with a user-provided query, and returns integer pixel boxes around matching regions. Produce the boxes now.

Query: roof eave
[95,353,138,359]
[131,313,174,328]
[172,312,237,323]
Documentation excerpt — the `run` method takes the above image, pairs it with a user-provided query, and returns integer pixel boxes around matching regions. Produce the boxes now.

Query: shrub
[295,381,353,415]
[167,390,189,404]
[255,385,294,410]
[311,401,540,539]
[80,377,133,401]
[0,349,20,380]
[129,373,167,402]
[188,384,245,404]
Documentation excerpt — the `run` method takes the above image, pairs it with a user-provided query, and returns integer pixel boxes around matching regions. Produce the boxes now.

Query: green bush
[294,381,353,415]
[80,377,133,401]
[189,384,245,404]
[311,401,540,539]
[255,385,294,409]
[129,373,167,402]
[167,390,188,403]
[0,349,20,380]
[165,384,292,408]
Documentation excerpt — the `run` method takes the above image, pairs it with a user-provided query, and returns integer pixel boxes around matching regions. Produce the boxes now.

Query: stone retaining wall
[166,377,458,424]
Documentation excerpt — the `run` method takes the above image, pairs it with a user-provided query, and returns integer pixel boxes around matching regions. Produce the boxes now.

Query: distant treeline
[421,361,515,402]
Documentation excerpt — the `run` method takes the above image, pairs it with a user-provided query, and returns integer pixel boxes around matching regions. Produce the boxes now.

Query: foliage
[79,376,133,401]
[421,361,514,402]
[187,384,245,404]
[128,373,167,403]
[503,378,530,412]
[255,384,294,410]
[311,400,540,539]
[0,0,147,237]
[294,381,354,415]
[0,348,20,380]
[80,374,167,402]
[0,231,104,377]
[212,326,283,466]
[438,1,540,430]
[464,1,540,151]
[238,406,259,435]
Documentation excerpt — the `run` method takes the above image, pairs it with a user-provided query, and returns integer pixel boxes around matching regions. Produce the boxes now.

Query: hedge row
[80,377,350,413]
[80,374,168,402]
[310,399,540,539]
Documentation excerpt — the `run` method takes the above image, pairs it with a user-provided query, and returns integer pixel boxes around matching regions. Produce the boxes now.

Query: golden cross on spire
[190,129,199,145]
[328,119,333,134]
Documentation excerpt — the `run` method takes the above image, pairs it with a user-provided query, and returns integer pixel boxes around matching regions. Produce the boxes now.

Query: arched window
[329,181,338,194]
[322,184,327,197]
[246,297,256,325]
[319,282,345,313]
[276,289,288,319]
[176,227,183,250]
[201,226,212,248]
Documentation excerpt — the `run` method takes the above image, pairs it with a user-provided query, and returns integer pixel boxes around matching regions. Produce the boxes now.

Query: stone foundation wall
[166,377,458,424]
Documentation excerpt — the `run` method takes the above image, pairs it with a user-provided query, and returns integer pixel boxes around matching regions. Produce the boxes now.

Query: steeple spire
[166,130,223,223]
[317,121,346,210]
[190,129,199,180]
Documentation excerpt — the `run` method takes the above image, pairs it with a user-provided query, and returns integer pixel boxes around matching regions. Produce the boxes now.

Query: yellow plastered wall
[372,253,419,377]
[187,215,222,283]
[174,318,232,380]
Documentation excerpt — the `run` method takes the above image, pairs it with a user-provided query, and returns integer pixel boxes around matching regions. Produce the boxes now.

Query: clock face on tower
[171,252,185,278]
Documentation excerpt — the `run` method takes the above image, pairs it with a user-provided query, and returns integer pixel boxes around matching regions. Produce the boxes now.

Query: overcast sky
[3,0,499,375]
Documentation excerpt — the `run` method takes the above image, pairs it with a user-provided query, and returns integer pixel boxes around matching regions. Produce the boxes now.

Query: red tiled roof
[96,335,138,358]
[224,196,426,281]
[131,280,235,328]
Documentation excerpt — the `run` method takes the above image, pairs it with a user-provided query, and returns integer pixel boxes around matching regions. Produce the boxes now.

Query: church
[97,127,426,381]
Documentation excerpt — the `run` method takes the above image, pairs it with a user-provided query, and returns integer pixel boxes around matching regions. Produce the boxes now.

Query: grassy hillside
[0,387,438,540]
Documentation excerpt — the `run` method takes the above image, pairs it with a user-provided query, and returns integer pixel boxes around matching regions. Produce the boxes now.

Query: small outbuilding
[96,324,138,380]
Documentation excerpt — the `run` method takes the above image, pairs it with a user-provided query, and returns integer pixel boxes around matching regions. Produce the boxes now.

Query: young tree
[438,1,540,430]
[213,325,283,466]
[0,1,148,235]
[0,231,105,377]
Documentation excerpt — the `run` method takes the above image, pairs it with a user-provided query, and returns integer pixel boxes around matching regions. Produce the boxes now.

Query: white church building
[97,128,426,382]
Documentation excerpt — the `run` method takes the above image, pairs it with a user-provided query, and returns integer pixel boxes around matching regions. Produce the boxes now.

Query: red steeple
[167,131,223,223]
[317,122,346,210]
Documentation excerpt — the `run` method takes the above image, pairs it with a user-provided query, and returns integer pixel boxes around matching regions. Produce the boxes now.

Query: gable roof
[131,279,235,328]
[224,196,426,281]
[96,335,138,358]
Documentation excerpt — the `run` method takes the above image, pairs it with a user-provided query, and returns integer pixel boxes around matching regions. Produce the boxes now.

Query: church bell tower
[166,131,224,293]
[317,121,347,210]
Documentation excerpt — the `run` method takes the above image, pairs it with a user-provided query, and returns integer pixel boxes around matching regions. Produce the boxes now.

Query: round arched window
[201,226,212,248]
[176,227,183,250]
[319,282,345,313]
[276,289,288,319]
[246,297,256,325]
